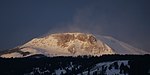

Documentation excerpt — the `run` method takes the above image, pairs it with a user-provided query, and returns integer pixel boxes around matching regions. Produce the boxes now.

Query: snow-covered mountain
[0,32,148,58]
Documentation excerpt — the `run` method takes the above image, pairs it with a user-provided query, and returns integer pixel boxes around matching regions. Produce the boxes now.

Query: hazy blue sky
[0,0,150,52]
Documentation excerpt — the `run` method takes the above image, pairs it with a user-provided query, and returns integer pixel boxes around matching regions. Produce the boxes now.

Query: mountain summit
[0,33,148,58]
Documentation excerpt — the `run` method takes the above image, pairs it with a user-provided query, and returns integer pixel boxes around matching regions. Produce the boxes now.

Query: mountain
[0,32,148,58]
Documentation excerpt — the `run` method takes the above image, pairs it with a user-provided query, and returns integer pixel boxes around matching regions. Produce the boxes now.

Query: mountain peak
[20,32,114,56]
[0,32,148,58]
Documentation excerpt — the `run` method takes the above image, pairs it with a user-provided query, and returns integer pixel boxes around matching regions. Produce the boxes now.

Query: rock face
[50,33,109,55]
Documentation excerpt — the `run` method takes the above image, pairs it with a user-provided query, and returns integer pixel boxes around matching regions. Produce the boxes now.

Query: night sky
[0,0,150,52]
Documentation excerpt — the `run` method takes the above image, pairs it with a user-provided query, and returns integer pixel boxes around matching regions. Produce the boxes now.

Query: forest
[0,54,149,75]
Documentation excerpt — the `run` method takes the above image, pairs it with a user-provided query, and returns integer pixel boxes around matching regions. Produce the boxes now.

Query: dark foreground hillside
[0,54,150,75]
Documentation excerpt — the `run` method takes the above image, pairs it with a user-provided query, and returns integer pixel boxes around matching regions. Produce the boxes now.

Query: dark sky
[0,0,150,52]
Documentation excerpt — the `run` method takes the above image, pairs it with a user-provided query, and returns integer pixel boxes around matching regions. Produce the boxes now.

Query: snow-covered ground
[78,60,129,75]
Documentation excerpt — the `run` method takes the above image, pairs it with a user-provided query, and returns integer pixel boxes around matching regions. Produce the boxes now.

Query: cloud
[45,4,104,36]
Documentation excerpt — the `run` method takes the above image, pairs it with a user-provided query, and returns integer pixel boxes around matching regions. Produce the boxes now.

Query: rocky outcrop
[52,33,75,47]
[50,33,112,54]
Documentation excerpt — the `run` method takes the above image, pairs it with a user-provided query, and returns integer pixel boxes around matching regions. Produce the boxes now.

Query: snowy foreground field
[0,54,149,75]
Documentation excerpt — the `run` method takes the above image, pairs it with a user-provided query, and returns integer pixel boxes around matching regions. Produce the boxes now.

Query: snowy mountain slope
[0,32,148,58]
[96,35,147,54]
[80,60,130,75]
